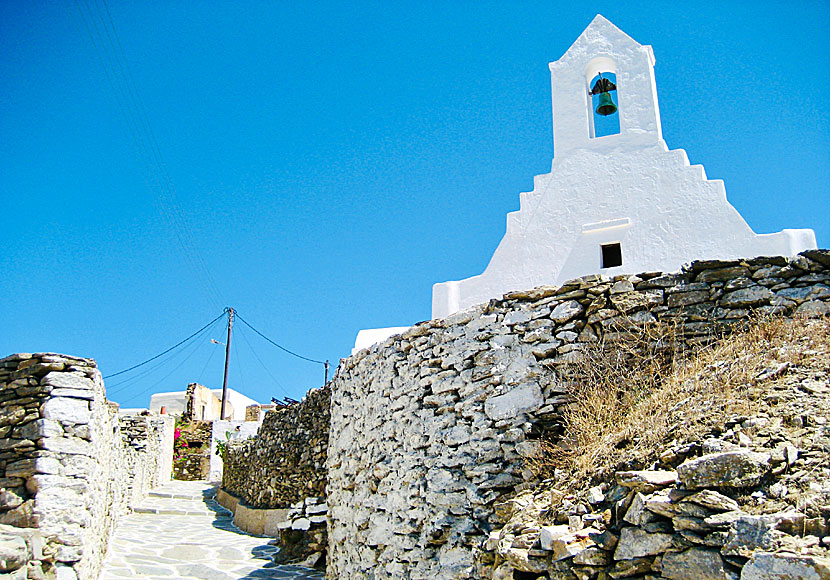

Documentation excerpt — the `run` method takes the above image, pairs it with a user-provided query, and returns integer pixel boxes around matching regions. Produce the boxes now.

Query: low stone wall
[222,385,330,508]
[215,488,290,536]
[326,251,830,579]
[0,353,175,580]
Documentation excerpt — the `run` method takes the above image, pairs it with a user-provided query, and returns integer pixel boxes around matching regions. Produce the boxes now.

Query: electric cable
[231,336,247,395]
[234,312,326,365]
[236,322,290,398]
[103,311,227,379]
[115,323,218,406]
[197,339,220,384]
[104,315,224,396]
[73,0,225,312]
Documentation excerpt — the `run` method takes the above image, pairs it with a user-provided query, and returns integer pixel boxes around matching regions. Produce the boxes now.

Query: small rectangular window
[601,243,622,268]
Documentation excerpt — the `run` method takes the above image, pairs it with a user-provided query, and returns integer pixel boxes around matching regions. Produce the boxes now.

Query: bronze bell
[591,75,618,116]
[595,91,617,116]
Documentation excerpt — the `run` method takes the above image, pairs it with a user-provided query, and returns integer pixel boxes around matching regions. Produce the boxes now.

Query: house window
[601,243,622,268]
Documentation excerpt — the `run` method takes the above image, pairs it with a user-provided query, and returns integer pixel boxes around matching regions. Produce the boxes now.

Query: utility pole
[324,360,330,384]
[220,307,234,420]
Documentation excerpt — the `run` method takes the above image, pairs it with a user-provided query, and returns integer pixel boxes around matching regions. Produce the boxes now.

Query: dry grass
[527,314,829,494]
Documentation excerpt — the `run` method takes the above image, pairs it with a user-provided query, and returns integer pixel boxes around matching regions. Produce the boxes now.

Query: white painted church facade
[354,15,816,351]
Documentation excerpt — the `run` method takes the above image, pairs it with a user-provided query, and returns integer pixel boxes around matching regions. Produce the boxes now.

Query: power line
[234,312,326,365]
[231,334,246,395]
[105,316,225,395]
[115,323,219,405]
[197,339,220,384]
[236,322,289,398]
[73,0,225,312]
[103,311,227,379]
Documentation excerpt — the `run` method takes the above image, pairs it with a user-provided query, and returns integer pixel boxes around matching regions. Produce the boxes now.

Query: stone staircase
[132,480,217,517]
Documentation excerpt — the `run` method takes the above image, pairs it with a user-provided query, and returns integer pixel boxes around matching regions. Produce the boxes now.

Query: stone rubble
[273,496,328,570]
[478,316,830,579]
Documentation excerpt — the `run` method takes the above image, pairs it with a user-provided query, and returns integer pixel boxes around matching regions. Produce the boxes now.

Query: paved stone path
[99,481,324,580]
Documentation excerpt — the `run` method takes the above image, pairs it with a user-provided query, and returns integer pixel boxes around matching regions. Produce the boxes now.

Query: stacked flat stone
[273,497,328,569]
[119,413,175,508]
[222,385,329,508]
[0,353,174,580]
[326,250,830,580]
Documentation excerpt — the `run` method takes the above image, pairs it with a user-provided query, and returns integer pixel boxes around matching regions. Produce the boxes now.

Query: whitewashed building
[431,14,816,319]
[148,386,260,421]
[355,15,817,349]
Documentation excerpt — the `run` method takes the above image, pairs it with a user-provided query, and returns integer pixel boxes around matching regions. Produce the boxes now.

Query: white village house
[354,15,816,351]
[148,385,260,421]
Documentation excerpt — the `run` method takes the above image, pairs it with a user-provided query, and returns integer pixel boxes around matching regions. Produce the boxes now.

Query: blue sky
[2,1,828,408]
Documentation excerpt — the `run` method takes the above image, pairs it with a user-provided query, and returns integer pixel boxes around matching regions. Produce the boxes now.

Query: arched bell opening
[585,57,620,139]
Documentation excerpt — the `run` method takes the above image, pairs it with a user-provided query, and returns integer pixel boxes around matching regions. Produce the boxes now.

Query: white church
[355,15,816,351]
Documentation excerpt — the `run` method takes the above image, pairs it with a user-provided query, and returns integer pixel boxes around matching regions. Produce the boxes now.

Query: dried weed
[526,314,829,494]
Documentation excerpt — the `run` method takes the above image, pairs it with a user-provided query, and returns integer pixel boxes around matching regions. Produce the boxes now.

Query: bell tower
[549,14,663,155]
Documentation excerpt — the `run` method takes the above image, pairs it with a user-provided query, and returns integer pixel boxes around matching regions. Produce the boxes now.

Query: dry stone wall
[0,353,174,580]
[119,413,175,508]
[327,250,830,580]
[222,385,329,509]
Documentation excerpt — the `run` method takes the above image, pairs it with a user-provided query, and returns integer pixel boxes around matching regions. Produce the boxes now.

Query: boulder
[661,547,729,580]
[796,300,830,318]
[740,552,830,580]
[484,384,543,421]
[681,489,740,512]
[539,525,571,551]
[613,527,673,560]
[0,534,28,572]
[40,372,94,391]
[623,493,658,526]
[616,470,678,492]
[550,532,595,562]
[41,398,90,425]
[550,301,583,324]
[721,512,805,557]
[720,286,773,307]
[676,450,770,488]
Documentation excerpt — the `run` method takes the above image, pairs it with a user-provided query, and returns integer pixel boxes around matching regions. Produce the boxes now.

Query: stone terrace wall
[0,353,174,580]
[222,385,329,508]
[326,250,830,580]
